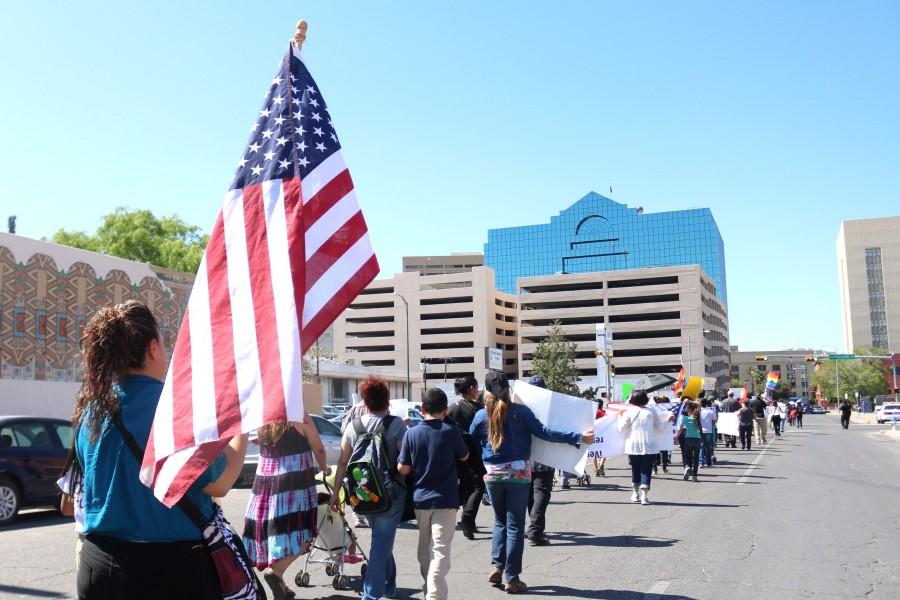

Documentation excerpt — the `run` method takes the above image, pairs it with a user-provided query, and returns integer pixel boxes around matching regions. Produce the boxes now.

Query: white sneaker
[640,490,650,505]
[630,491,640,503]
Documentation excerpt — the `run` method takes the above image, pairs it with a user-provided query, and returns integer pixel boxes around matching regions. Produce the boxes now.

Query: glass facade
[865,247,888,348]
[484,193,727,301]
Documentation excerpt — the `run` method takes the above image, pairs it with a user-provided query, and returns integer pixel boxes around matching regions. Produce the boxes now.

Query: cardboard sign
[589,415,626,459]
[511,381,596,476]
[716,412,740,437]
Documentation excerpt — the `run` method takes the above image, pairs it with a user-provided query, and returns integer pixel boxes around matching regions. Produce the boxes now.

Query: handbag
[113,414,267,600]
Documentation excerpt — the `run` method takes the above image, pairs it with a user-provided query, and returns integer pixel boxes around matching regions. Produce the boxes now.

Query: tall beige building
[333,264,517,399]
[837,216,900,353]
[729,347,817,397]
[518,265,730,389]
[402,253,484,275]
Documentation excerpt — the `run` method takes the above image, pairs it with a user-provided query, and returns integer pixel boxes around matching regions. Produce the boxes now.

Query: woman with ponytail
[469,372,593,594]
[72,301,248,599]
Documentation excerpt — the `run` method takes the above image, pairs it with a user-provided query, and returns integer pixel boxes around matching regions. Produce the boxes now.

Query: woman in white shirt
[618,391,675,505]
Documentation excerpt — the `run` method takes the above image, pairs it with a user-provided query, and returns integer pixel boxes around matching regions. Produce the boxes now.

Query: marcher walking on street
[72,302,248,599]
[738,402,754,451]
[470,372,593,594]
[398,388,469,600]
[750,395,768,444]
[840,400,852,429]
[699,399,717,467]
[618,391,675,503]
[676,401,702,481]
[448,376,486,540]
[769,401,784,437]
[525,376,554,547]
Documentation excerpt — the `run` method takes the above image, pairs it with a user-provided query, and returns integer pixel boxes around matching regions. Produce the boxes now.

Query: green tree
[748,368,766,394]
[51,207,208,273]
[812,347,890,401]
[530,320,579,395]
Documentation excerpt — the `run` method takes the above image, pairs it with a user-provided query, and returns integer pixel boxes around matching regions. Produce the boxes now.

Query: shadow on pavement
[0,584,68,598]
[551,532,678,548]
[2,509,70,531]
[526,586,695,599]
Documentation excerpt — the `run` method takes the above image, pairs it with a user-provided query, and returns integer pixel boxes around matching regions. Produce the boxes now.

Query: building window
[864,247,888,348]
[35,310,49,339]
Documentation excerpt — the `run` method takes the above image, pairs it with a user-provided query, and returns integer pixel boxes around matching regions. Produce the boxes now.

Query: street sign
[828,354,856,360]
[487,347,503,371]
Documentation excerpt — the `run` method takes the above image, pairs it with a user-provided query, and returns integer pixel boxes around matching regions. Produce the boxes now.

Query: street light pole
[394,293,410,400]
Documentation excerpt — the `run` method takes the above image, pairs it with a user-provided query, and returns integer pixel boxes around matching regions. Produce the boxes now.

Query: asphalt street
[2,414,899,599]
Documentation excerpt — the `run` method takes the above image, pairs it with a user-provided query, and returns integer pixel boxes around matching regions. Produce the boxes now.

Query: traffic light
[805,356,816,362]
[609,364,616,377]
[755,356,768,362]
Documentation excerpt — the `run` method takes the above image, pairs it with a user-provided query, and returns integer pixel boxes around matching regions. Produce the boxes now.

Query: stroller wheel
[361,563,368,577]
[295,571,310,587]
[325,563,335,577]
[333,574,348,590]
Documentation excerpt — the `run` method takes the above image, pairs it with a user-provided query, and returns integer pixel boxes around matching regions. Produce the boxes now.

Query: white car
[238,414,344,487]
[876,404,900,424]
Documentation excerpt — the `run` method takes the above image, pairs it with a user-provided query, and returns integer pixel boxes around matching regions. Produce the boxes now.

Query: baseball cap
[485,371,509,394]
[527,375,546,389]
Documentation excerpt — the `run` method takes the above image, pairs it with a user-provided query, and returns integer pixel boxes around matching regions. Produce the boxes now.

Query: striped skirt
[242,449,319,569]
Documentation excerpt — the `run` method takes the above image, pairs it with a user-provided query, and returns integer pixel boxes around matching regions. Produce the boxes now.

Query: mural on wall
[0,243,194,382]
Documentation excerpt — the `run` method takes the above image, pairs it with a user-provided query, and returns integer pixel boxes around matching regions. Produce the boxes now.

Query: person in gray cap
[525,376,553,547]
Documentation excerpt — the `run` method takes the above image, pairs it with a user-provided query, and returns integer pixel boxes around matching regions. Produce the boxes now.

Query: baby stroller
[295,480,368,591]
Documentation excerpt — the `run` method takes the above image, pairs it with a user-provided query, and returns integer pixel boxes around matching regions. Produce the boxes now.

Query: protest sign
[589,414,626,459]
[512,381,596,476]
[716,412,740,437]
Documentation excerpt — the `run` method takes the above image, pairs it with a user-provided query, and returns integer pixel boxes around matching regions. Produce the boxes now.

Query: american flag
[140,43,379,506]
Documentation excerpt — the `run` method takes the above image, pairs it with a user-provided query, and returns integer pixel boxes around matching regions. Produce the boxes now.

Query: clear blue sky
[2,1,898,352]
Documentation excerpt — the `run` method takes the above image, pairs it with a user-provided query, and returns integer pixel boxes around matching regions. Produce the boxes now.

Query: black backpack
[343,415,398,515]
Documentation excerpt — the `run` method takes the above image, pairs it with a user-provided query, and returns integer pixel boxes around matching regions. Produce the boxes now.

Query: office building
[402,253,484,275]
[837,216,900,352]
[485,193,727,302]
[729,347,818,398]
[517,264,730,389]
[333,265,517,399]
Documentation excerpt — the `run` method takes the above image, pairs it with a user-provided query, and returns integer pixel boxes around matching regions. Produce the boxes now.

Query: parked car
[0,416,72,525]
[238,414,344,487]
[876,403,900,424]
[810,406,827,414]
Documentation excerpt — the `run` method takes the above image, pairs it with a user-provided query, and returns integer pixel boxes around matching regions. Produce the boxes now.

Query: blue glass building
[484,193,727,301]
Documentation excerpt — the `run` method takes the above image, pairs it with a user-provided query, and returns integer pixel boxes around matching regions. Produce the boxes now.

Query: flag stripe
[303,232,375,327]
[206,213,242,437]
[300,153,348,212]
[302,253,379,350]
[189,255,219,444]
[305,211,368,291]
[170,311,195,450]
[242,184,289,425]
[302,168,353,230]
[222,190,264,436]
[262,179,301,424]
[305,189,361,257]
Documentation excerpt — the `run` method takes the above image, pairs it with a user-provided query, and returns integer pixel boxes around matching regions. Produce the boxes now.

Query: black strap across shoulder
[111,413,208,530]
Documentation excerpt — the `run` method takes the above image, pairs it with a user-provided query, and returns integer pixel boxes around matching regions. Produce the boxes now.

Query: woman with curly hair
[72,301,247,599]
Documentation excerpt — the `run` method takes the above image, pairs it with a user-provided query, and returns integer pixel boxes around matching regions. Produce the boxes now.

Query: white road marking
[737,441,772,485]
[645,580,672,599]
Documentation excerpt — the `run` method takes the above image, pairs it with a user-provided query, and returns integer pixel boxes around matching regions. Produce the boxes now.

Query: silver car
[238,414,344,487]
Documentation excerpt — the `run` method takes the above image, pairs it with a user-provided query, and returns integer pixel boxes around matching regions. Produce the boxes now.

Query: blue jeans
[628,454,655,487]
[486,482,530,583]
[362,490,405,600]
[700,433,715,466]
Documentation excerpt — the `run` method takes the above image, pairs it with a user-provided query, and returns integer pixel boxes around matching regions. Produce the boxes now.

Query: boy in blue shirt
[398,389,469,600]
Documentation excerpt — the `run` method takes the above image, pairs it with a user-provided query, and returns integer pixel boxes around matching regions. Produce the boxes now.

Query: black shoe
[528,535,549,546]
[462,526,475,540]
[560,484,571,490]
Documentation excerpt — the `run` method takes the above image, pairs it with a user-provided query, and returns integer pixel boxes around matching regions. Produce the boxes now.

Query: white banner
[650,402,676,452]
[512,381,596,476]
[717,412,740,437]
[589,415,626,459]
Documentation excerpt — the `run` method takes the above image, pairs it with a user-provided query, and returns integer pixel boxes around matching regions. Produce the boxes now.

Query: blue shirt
[398,420,468,509]
[76,375,225,542]
[469,403,581,465]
